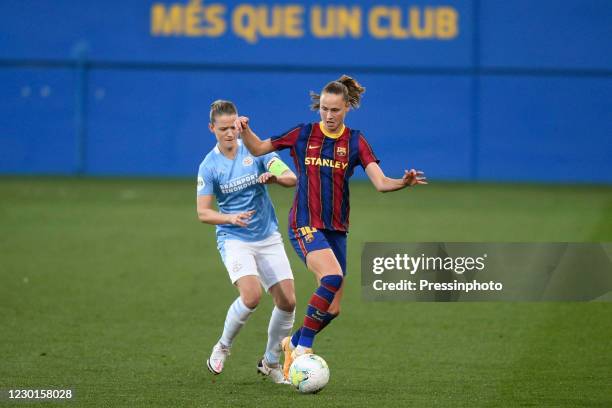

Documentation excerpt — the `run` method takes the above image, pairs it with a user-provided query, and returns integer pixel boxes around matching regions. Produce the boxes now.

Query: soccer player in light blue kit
[197,100,297,383]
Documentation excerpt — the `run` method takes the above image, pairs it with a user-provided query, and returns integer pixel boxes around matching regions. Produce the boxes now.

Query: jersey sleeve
[358,133,380,169]
[196,163,215,196]
[270,124,303,151]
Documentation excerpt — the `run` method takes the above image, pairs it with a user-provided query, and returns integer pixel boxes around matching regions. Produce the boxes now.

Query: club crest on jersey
[336,146,347,157]
[242,156,254,167]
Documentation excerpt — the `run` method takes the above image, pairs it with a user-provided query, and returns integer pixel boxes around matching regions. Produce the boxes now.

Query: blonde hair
[209,100,237,123]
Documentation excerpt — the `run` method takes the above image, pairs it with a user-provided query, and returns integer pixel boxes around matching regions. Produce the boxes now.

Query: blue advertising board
[480,0,612,70]
[0,0,472,68]
[1,0,611,183]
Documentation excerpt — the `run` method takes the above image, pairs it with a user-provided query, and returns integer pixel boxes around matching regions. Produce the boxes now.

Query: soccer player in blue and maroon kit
[237,75,427,379]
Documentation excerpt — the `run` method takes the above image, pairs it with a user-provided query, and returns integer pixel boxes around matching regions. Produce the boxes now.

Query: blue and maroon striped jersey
[270,122,379,232]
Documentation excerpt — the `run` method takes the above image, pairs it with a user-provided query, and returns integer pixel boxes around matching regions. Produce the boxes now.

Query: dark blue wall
[1,0,611,183]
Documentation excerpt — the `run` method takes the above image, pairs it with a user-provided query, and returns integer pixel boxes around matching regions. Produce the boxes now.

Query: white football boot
[206,342,230,375]
[257,358,289,384]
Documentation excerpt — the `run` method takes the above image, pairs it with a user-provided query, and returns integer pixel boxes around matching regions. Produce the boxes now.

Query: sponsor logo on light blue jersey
[197,140,281,244]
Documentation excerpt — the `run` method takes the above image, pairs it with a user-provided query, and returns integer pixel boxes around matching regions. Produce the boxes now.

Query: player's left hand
[258,172,277,184]
[403,169,427,186]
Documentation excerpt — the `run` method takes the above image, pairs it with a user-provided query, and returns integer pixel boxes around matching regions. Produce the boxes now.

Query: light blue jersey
[197,140,281,244]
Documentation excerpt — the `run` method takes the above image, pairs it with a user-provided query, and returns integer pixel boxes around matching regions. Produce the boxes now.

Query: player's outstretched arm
[364,162,427,193]
[235,116,274,156]
[197,195,255,227]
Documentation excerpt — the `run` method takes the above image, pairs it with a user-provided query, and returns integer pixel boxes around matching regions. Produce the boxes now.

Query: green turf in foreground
[1,177,611,407]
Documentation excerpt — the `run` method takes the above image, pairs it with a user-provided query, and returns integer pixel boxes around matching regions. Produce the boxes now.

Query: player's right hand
[228,210,255,227]
[234,116,250,133]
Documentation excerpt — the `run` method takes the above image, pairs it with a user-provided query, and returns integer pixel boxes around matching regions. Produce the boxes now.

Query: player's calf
[297,274,343,351]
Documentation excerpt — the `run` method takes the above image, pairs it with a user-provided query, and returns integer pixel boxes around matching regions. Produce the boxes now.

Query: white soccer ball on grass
[288,354,330,394]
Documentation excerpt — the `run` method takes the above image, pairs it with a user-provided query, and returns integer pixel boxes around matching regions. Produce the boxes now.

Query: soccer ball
[288,354,330,394]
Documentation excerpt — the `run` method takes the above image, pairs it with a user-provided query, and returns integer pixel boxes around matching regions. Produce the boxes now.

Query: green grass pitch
[1,177,611,407]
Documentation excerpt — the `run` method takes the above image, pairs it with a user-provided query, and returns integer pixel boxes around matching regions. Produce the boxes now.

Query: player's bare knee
[273,291,295,312]
[242,295,260,309]
[240,288,261,309]
[280,294,296,312]
[286,293,296,311]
